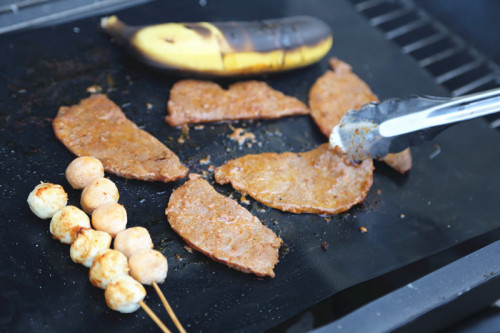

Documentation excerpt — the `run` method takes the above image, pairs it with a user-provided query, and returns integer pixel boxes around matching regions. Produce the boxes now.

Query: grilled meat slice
[215,144,373,215]
[165,80,309,126]
[53,94,188,182]
[166,176,282,278]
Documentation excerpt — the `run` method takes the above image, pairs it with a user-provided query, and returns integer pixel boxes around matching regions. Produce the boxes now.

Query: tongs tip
[329,125,345,152]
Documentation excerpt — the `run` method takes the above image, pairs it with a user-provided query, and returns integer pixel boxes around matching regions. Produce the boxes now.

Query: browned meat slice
[309,58,412,173]
[166,176,282,278]
[165,80,309,126]
[309,58,377,136]
[383,149,412,174]
[53,94,188,182]
[215,144,373,215]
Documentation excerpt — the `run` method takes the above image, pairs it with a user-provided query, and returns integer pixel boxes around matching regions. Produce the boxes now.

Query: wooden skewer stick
[139,300,171,333]
[152,282,187,333]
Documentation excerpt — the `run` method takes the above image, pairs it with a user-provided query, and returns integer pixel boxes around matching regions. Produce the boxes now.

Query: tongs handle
[379,88,500,137]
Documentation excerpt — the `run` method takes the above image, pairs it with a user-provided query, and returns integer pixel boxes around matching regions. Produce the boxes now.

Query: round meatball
[70,229,112,267]
[92,202,127,237]
[65,156,104,189]
[105,275,146,313]
[129,249,168,285]
[27,182,68,219]
[114,227,153,258]
[50,205,91,244]
[89,249,129,289]
[81,177,119,214]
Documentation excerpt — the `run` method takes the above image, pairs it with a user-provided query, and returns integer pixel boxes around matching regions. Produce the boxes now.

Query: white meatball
[114,227,154,258]
[129,249,168,285]
[92,202,127,237]
[50,205,91,244]
[89,249,129,289]
[70,229,112,267]
[81,177,119,214]
[65,156,104,189]
[105,275,146,313]
[27,182,67,219]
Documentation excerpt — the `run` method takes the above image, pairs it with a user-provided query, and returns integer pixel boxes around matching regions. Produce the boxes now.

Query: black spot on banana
[100,15,332,77]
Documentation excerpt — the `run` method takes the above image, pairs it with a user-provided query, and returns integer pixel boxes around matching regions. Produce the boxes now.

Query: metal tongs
[330,88,500,160]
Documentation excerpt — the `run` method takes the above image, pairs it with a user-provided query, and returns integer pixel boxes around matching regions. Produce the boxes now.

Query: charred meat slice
[53,94,188,182]
[309,58,412,173]
[166,176,282,278]
[165,80,309,126]
[215,144,373,215]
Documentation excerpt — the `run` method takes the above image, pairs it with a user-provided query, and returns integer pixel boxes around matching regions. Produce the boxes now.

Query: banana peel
[101,15,332,76]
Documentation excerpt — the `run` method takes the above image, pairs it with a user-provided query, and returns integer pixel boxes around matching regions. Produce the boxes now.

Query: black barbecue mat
[1,0,500,332]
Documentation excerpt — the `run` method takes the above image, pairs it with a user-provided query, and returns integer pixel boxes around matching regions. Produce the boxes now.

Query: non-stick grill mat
[1,0,499,332]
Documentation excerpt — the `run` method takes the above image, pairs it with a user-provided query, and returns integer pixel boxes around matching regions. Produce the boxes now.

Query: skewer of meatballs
[27,156,185,333]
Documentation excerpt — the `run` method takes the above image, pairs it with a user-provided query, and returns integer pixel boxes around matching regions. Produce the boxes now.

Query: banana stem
[101,15,135,44]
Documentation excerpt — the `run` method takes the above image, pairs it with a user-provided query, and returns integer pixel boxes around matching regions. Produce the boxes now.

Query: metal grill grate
[0,0,151,34]
[351,0,500,97]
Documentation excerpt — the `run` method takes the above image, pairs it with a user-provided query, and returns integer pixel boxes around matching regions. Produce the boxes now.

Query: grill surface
[1,1,500,332]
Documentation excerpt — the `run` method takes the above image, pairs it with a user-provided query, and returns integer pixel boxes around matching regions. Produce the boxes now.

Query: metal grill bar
[452,73,498,97]
[355,0,387,11]
[0,0,150,34]
[0,0,54,14]
[435,60,483,84]
[370,7,412,26]
[417,45,464,67]
[401,32,446,54]
[385,17,429,39]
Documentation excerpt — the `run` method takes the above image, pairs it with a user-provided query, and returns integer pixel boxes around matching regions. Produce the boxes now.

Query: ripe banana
[100,15,332,76]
